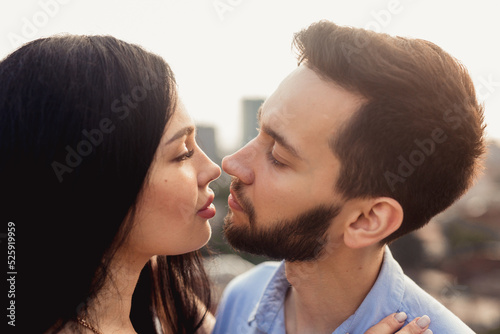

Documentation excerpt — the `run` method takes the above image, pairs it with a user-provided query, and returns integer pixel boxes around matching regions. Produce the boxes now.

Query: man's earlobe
[344,198,403,249]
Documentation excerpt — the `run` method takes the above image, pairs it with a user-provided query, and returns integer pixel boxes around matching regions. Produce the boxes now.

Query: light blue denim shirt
[213,247,475,334]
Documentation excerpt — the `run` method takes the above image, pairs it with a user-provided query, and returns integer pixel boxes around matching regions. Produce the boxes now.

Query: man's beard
[223,179,342,262]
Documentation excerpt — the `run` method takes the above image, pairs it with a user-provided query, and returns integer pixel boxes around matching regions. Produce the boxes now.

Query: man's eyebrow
[165,126,195,145]
[261,124,302,160]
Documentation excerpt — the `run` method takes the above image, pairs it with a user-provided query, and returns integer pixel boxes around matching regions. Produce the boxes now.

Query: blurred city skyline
[1,0,499,153]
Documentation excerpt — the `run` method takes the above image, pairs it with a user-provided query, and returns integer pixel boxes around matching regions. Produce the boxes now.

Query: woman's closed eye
[175,149,195,162]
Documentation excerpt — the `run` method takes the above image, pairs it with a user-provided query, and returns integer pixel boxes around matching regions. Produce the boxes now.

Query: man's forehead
[257,66,365,156]
[258,101,332,140]
[257,104,296,127]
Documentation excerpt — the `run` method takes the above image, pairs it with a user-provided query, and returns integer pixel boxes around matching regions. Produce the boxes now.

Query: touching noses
[221,142,256,184]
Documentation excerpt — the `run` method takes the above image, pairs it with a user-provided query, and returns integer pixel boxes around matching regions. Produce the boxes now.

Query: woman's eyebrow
[165,126,195,145]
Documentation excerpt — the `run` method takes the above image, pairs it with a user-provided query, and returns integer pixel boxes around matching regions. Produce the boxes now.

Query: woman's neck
[82,250,151,334]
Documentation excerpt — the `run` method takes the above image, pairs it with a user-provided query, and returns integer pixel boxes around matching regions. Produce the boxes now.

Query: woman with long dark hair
[0,35,429,334]
[1,35,219,334]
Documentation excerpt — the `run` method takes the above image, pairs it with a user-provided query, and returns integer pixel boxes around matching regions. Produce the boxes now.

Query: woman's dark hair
[293,21,485,243]
[0,35,210,333]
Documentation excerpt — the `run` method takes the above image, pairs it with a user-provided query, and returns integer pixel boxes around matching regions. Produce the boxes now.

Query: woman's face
[125,101,221,258]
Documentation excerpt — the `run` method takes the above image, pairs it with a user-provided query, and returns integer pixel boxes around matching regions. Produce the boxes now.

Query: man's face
[222,65,363,261]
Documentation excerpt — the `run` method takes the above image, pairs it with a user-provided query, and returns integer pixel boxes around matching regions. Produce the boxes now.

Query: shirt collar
[248,260,289,332]
[248,246,405,333]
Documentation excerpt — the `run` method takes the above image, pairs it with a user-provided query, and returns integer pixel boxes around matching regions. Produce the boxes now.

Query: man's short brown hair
[293,21,486,243]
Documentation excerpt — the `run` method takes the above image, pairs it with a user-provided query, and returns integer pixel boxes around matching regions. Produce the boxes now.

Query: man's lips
[228,189,244,212]
[197,194,216,219]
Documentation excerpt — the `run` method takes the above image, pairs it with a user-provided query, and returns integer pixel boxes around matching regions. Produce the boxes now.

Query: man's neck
[284,245,385,334]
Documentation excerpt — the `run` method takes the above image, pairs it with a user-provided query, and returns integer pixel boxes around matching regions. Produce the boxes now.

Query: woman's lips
[197,195,216,219]
[228,190,244,212]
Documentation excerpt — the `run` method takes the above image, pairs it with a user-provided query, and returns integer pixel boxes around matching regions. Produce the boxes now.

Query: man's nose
[221,141,257,185]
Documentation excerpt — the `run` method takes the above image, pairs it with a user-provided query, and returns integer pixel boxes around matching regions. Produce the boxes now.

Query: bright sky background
[1,0,499,152]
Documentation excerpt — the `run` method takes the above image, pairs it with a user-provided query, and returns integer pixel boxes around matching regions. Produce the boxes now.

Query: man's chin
[223,216,253,248]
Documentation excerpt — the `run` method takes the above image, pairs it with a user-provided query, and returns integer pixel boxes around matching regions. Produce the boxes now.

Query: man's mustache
[230,177,252,214]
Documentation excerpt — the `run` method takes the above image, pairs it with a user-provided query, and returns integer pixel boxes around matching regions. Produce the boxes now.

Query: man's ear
[344,198,403,249]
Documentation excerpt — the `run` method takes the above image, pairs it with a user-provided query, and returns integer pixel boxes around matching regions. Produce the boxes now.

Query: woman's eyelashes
[175,148,195,162]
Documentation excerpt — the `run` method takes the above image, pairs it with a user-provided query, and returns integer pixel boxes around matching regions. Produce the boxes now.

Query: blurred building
[390,140,500,333]
[196,125,219,162]
[241,98,264,146]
